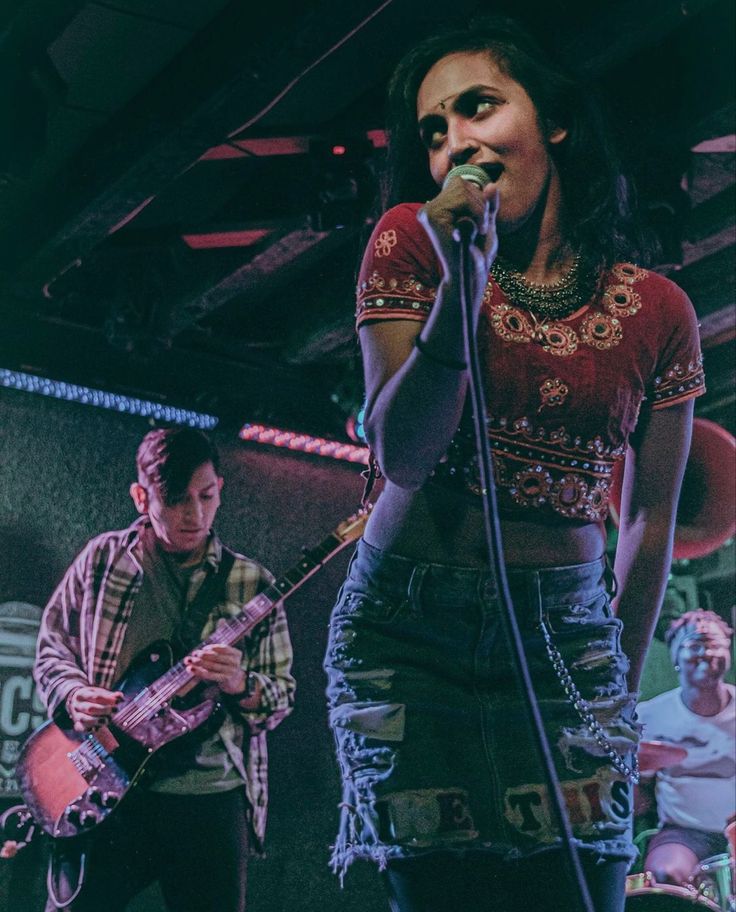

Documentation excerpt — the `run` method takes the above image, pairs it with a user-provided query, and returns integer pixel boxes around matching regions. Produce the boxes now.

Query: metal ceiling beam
[564,0,720,74]
[167,225,356,336]
[7,1,402,292]
[699,305,736,349]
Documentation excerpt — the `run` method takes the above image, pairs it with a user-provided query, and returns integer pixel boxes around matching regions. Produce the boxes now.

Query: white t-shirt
[637,684,735,833]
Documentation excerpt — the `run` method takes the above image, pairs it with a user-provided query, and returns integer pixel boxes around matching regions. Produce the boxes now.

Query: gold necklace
[491,253,594,320]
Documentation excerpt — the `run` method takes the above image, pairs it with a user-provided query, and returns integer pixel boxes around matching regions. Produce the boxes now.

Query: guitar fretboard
[115,527,354,730]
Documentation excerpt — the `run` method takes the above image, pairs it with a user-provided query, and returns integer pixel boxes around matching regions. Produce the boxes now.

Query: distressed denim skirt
[324,539,640,879]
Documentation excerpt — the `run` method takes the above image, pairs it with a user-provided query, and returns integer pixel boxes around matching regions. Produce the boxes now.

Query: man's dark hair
[384,15,648,266]
[136,427,220,504]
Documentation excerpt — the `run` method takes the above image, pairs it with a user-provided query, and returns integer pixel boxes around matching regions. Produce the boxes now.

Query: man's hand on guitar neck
[66,685,123,732]
[184,643,262,709]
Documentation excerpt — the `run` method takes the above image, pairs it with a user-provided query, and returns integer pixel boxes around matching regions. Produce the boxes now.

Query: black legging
[45,787,249,912]
[383,848,628,912]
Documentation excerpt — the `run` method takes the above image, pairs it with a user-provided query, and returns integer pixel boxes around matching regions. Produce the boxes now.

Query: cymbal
[638,740,688,772]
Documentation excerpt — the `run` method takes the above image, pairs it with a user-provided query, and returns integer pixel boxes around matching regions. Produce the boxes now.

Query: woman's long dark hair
[385,16,649,266]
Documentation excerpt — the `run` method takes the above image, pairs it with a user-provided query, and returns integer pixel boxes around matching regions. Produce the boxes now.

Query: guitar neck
[121,526,356,714]
[204,528,346,649]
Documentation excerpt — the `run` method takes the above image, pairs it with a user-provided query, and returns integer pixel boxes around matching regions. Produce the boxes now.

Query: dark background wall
[0,388,386,912]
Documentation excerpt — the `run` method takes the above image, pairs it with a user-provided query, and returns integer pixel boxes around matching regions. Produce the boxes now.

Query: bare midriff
[363,479,607,568]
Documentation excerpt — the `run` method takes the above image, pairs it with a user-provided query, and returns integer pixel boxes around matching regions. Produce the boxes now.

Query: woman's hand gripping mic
[417,163,499,313]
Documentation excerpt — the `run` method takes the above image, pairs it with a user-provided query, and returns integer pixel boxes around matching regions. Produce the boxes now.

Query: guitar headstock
[333,505,372,544]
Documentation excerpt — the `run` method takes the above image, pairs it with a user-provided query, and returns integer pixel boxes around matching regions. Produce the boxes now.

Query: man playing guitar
[33,427,295,911]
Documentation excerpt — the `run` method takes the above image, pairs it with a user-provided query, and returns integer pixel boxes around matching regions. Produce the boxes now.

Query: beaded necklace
[491,252,596,320]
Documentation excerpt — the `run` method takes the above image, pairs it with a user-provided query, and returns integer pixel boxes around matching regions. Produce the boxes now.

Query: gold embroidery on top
[612,263,647,284]
[512,466,553,499]
[652,354,706,405]
[538,378,569,411]
[579,312,623,350]
[603,285,641,318]
[531,322,579,356]
[359,271,436,302]
[486,263,647,355]
[547,473,605,516]
[436,417,628,520]
[374,229,398,257]
[490,304,533,344]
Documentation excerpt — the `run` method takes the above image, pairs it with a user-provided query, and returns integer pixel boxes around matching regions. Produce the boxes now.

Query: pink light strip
[182,229,271,249]
[239,423,369,465]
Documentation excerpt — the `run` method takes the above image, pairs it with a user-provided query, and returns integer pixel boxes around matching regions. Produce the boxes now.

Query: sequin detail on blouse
[354,204,706,523]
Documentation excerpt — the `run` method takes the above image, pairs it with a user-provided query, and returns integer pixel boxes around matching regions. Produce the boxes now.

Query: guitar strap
[171,546,236,657]
[48,839,87,908]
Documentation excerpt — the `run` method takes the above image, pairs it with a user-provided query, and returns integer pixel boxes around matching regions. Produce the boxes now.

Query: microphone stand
[456,223,595,912]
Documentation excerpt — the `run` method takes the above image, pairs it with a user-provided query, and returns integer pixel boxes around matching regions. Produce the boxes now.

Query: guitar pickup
[68,735,111,780]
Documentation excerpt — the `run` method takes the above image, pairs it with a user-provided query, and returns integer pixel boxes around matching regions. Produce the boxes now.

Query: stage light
[345,404,366,443]
[309,137,376,230]
[239,423,369,465]
[0,369,218,429]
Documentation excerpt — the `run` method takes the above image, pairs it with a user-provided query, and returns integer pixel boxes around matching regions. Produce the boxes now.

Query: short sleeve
[356,203,442,329]
[647,281,706,410]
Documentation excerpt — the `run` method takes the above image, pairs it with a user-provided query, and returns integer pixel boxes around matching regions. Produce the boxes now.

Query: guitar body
[18,640,219,840]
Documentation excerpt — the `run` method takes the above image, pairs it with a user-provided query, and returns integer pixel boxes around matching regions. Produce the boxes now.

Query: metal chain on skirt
[540,621,640,784]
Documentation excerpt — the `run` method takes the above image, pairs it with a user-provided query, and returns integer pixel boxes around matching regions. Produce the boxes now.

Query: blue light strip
[0,368,218,429]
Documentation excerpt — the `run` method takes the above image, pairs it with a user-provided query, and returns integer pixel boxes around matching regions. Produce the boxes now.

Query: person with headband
[637,609,735,886]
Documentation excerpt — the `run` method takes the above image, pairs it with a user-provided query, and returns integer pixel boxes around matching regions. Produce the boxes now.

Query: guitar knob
[101,791,119,809]
[79,810,98,828]
[65,805,82,825]
[86,787,103,805]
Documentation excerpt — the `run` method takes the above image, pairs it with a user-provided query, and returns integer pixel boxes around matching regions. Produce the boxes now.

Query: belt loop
[603,554,619,598]
[528,569,544,627]
[407,563,427,612]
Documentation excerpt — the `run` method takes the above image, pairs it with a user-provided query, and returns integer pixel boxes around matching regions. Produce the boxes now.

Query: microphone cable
[452,170,595,912]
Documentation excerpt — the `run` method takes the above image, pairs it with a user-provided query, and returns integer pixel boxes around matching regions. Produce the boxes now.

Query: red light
[331,145,347,156]
[182,229,271,249]
[239,423,369,465]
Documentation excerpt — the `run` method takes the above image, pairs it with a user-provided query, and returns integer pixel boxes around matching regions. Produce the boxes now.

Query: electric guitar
[17,509,369,840]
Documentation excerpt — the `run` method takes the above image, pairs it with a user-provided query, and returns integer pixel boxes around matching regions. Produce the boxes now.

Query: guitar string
[115,603,272,729]
[114,548,331,730]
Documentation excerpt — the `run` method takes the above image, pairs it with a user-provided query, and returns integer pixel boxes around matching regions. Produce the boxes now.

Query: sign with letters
[0,602,44,797]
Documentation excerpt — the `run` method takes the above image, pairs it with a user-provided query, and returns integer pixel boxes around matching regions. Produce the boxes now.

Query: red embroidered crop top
[356,203,706,523]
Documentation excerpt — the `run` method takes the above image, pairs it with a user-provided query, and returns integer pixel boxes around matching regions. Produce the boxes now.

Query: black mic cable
[445,162,595,912]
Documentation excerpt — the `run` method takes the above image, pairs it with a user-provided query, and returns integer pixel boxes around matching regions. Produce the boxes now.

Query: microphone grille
[442,164,491,190]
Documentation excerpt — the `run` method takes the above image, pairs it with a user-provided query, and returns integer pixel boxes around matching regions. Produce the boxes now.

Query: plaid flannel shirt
[34,518,295,850]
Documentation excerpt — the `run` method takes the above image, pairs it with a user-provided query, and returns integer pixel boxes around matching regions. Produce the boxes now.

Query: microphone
[442,163,492,191]
[442,164,493,243]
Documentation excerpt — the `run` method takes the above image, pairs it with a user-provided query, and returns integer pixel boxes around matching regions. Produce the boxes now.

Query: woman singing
[324,17,704,912]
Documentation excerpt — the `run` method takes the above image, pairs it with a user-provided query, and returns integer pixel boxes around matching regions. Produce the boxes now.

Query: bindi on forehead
[418,78,508,122]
